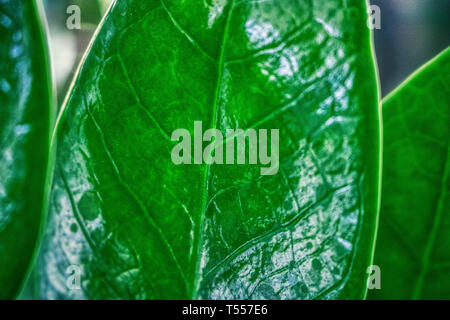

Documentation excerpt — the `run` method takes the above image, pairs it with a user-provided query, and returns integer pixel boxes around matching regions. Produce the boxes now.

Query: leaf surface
[38,0,380,299]
[0,0,53,299]
[370,48,450,299]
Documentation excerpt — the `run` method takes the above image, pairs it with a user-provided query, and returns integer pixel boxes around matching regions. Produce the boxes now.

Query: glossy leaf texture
[0,0,53,299]
[38,0,380,299]
[369,48,450,299]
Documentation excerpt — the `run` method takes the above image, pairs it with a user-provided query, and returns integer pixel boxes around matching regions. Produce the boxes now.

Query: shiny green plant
[0,0,448,300]
[0,0,54,299]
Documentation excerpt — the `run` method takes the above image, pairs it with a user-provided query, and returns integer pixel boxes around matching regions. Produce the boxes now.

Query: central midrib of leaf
[190,0,235,299]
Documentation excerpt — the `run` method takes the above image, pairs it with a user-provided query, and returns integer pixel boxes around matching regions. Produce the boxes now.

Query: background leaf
[37,0,380,299]
[369,48,450,299]
[0,0,53,299]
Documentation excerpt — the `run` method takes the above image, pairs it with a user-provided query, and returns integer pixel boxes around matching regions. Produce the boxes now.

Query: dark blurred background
[43,0,449,103]
[371,0,449,95]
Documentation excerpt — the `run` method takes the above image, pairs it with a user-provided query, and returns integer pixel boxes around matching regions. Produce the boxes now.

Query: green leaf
[0,0,54,299]
[37,0,380,299]
[369,48,450,299]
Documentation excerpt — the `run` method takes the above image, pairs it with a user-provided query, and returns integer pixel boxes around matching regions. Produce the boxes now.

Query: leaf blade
[38,0,380,299]
[0,0,53,299]
[370,48,450,299]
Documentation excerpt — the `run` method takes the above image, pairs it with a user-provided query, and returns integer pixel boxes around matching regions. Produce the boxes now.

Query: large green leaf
[37,0,380,299]
[369,48,450,299]
[0,0,53,299]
